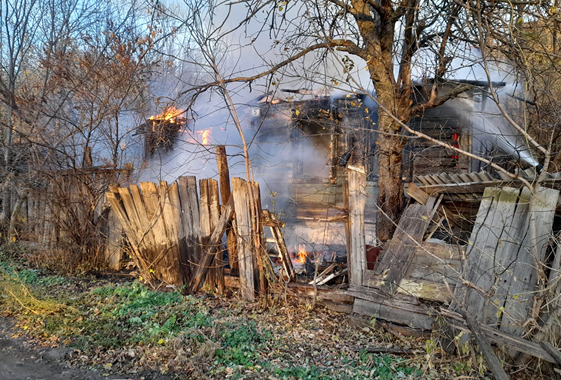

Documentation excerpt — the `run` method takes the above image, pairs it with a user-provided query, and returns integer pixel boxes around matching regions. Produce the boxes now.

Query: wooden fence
[105,175,297,299]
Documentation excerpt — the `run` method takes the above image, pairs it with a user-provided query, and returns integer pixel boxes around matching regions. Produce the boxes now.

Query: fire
[148,106,184,123]
[197,129,211,145]
[296,244,307,264]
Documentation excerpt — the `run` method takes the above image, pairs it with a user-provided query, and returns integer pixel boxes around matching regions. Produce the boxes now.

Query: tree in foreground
[164,0,485,241]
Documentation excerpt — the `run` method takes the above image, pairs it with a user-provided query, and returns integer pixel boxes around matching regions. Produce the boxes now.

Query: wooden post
[178,176,201,282]
[345,165,367,287]
[250,182,266,295]
[232,177,255,301]
[216,145,238,276]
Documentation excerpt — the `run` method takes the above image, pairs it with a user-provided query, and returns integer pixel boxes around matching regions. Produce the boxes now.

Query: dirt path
[0,319,139,380]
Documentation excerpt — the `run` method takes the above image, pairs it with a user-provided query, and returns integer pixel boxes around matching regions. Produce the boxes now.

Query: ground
[0,318,146,380]
[0,247,551,380]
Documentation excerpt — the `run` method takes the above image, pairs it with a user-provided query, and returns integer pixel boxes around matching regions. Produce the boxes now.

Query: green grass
[0,247,425,380]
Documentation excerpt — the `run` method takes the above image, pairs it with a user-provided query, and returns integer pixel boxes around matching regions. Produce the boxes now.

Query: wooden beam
[407,182,430,205]
[216,145,238,276]
[345,165,367,287]
[250,182,266,295]
[373,196,442,294]
[440,308,557,364]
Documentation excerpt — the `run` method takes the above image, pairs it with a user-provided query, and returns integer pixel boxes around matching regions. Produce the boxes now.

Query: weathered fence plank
[232,178,255,301]
[458,186,558,339]
[105,207,123,270]
[178,176,201,279]
[190,196,234,292]
[159,181,186,285]
[251,182,266,295]
[345,165,367,287]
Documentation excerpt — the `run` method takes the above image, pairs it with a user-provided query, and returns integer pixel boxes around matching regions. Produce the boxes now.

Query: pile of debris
[350,168,561,369]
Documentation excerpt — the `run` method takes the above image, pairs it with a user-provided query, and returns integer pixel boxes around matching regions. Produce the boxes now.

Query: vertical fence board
[158,181,183,285]
[105,207,123,270]
[178,176,201,279]
[346,166,367,287]
[232,178,255,301]
[205,179,224,293]
[251,182,266,295]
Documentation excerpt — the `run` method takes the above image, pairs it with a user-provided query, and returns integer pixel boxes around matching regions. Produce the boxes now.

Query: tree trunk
[376,132,405,242]
[373,88,408,242]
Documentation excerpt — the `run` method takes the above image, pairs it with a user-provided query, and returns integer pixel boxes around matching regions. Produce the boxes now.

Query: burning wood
[144,106,187,158]
[296,243,307,264]
[148,106,185,124]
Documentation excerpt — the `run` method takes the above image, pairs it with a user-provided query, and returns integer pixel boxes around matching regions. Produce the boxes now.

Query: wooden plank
[352,298,434,330]
[309,263,337,284]
[315,268,347,286]
[216,145,238,275]
[406,182,430,205]
[105,207,123,270]
[190,196,234,292]
[105,189,146,272]
[232,177,255,301]
[129,185,157,263]
[178,176,201,278]
[499,187,558,336]
[459,304,511,380]
[160,181,185,285]
[205,179,224,293]
[250,182,267,295]
[139,182,170,275]
[540,342,561,365]
[372,197,441,294]
[418,180,516,195]
[440,308,557,363]
[416,175,431,186]
[268,212,295,280]
[396,278,453,303]
[199,179,211,240]
[460,187,519,326]
[346,165,367,287]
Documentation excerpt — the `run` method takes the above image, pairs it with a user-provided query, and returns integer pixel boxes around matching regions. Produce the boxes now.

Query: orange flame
[148,106,184,123]
[197,129,211,145]
[296,244,307,264]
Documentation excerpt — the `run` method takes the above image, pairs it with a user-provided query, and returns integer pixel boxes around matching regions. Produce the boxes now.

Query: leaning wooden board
[364,242,463,303]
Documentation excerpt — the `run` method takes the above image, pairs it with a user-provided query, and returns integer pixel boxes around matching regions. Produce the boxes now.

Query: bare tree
[157,0,481,241]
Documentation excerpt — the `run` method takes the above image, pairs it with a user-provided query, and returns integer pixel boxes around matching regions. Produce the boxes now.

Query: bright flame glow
[197,129,211,145]
[148,106,184,123]
[296,244,307,264]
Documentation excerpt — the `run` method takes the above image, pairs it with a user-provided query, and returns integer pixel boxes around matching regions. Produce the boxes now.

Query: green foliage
[216,319,271,367]
[72,282,212,348]
[358,351,421,380]
[273,365,335,380]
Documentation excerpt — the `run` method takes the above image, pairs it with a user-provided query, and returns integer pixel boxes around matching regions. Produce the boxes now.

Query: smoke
[451,87,539,169]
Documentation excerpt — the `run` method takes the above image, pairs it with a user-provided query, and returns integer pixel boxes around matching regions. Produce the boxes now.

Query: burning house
[248,89,379,265]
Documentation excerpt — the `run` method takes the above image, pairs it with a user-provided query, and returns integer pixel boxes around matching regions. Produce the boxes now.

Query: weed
[216,319,271,367]
[358,351,421,380]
